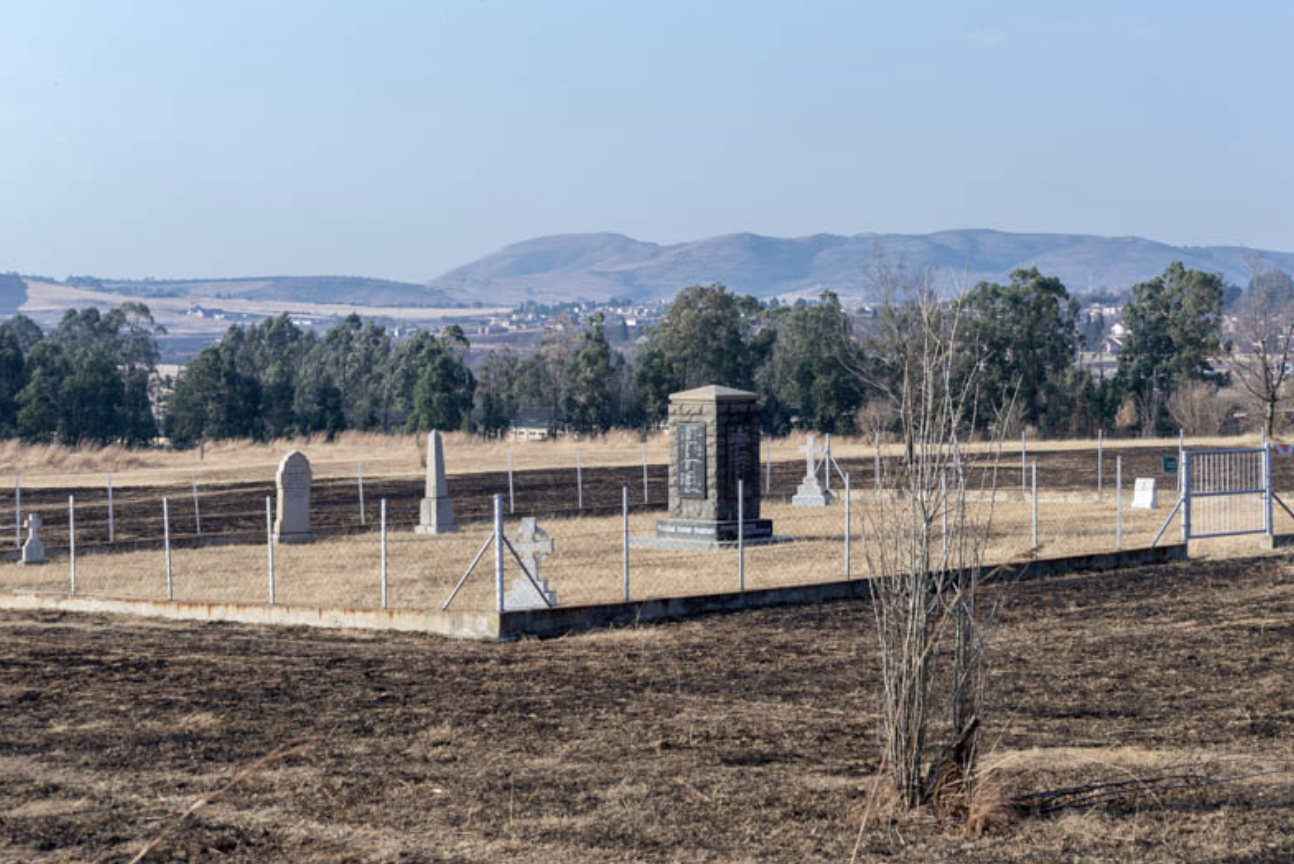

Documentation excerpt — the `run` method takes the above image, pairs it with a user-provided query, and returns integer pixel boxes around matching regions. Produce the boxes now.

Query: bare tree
[855,259,1014,819]
[1166,380,1228,437]
[1231,260,1294,439]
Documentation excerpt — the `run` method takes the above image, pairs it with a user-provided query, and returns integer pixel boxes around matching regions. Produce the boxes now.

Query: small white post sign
[1131,478,1158,510]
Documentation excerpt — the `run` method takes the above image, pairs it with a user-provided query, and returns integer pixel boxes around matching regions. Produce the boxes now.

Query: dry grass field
[1,553,1291,862]
[0,430,1272,489]
[3,493,1267,611]
[4,432,1294,611]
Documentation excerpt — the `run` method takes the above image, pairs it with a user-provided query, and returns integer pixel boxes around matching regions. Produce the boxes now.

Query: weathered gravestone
[644,384,774,548]
[792,433,833,507]
[415,430,459,535]
[274,450,315,543]
[1131,478,1158,509]
[20,514,47,565]
[503,517,557,609]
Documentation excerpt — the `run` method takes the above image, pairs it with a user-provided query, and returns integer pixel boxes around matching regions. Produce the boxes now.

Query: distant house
[509,408,557,442]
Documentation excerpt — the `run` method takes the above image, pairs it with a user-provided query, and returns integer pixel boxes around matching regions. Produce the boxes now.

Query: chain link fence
[2,448,1290,612]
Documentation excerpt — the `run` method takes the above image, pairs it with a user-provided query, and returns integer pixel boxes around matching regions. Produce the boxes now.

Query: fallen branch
[1011,768,1289,816]
[127,738,315,864]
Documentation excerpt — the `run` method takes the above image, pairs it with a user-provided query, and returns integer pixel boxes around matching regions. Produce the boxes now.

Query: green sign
[1161,454,1178,475]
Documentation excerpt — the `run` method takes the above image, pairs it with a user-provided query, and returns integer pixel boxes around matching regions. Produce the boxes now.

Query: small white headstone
[416,430,458,535]
[274,450,315,543]
[792,434,833,507]
[504,517,556,609]
[1131,478,1158,510]
[20,514,47,565]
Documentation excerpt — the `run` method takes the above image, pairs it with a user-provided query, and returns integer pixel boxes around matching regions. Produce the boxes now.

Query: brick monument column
[652,385,773,547]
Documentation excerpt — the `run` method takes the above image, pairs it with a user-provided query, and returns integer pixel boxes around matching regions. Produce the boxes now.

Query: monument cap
[669,385,757,404]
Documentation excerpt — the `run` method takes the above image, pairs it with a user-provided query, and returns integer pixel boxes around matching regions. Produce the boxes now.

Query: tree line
[0,260,1264,447]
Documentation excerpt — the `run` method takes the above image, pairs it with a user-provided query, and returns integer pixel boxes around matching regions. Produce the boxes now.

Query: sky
[2,0,1292,283]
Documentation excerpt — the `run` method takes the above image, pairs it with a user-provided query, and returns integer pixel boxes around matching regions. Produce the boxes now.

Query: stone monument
[20,514,47,565]
[1131,478,1158,509]
[792,433,833,507]
[274,450,315,544]
[503,517,557,609]
[415,430,459,535]
[646,384,773,548]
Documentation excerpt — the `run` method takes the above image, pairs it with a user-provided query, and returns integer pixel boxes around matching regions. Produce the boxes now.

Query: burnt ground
[2,554,1293,862]
[5,444,1275,552]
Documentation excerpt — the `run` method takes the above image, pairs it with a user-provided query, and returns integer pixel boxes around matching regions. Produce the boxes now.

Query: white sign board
[1131,478,1158,510]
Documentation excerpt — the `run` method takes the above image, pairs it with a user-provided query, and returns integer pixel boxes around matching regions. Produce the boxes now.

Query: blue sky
[2,1,1291,282]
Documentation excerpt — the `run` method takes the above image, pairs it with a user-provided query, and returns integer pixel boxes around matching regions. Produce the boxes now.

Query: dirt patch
[1,554,1293,862]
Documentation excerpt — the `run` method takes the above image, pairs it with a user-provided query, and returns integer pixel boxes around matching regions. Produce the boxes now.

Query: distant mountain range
[14,230,1294,311]
[425,230,1294,305]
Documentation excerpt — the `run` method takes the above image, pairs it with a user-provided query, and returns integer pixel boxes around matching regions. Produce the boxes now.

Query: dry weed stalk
[126,738,314,863]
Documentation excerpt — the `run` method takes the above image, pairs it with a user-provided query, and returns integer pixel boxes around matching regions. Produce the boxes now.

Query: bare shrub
[856,260,1012,820]
[1166,380,1226,436]
[1114,397,1139,433]
[855,399,897,440]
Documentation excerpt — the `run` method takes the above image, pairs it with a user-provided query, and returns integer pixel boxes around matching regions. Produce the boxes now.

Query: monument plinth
[642,384,775,549]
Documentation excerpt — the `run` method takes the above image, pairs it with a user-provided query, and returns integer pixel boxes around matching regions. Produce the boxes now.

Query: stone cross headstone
[274,450,315,544]
[20,514,47,565]
[792,434,833,507]
[415,430,459,535]
[652,385,773,547]
[1131,478,1158,510]
[504,517,557,609]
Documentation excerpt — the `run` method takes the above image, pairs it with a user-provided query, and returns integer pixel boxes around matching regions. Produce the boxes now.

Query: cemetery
[2,419,1293,859]
[2,411,1293,638]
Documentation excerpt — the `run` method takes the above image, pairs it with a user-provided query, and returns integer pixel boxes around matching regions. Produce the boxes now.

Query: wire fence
[6,450,1289,613]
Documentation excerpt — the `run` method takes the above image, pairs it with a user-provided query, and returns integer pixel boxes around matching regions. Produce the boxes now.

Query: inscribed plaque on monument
[677,423,707,499]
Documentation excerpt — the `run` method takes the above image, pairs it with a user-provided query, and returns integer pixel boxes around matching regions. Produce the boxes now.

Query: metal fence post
[1264,442,1274,538]
[191,472,201,536]
[1030,461,1038,556]
[1182,451,1192,544]
[755,434,766,496]
[107,471,115,544]
[12,472,18,549]
[844,472,851,580]
[874,432,881,493]
[940,469,948,551]
[163,497,173,600]
[494,494,505,612]
[576,450,583,511]
[1116,455,1123,552]
[266,496,275,604]
[737,478,745,592]
[622,485,630,602]
[68,495,76,594]
[643,443,650,505]
[1022,430,1027,491]
[508,452,515,514]
[1097,429,1103,497]
[357,461,366,526]
[380,498,388,609]
[822,433,832,492]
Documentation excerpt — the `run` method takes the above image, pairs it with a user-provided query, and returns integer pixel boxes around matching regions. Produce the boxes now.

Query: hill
[425,230,1294,304]
[79,275,460,307]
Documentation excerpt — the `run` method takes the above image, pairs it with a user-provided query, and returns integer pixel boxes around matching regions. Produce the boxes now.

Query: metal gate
[1152,446,1287,546]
